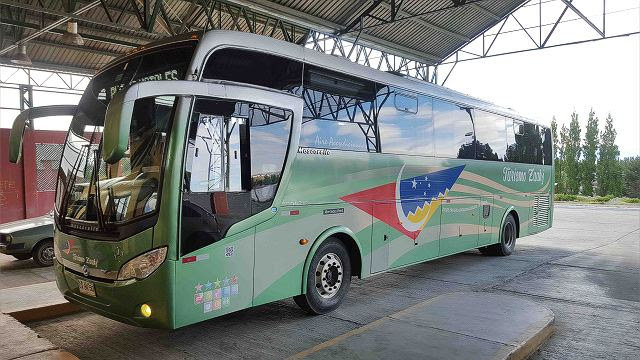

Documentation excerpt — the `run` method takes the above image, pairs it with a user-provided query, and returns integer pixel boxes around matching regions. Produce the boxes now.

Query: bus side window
[202,48,303,95]
[433,99,474,159]
[299,66,379,152]
[542,127,552,165]
[474,110,507,161]
[378,88,434,156]
[505,119,543,164]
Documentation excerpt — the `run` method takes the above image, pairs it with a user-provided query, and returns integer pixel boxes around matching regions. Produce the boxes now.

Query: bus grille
[532,195,550,228]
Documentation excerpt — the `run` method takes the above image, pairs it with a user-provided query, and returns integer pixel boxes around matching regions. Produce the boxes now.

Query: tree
[620,156,640,198]
[597,114,623,196]
[558,123,570,193]
[581,109,599,196]
[550,117,564,193]
[564,112,582,194]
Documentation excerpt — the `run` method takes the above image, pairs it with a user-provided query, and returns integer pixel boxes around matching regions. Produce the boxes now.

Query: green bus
[10,31,553,329]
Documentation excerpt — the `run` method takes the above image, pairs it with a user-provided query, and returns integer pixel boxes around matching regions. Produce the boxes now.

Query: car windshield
[56,42,196,228]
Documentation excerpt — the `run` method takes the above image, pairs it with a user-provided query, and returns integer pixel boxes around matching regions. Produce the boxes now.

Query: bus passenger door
[478,196,495,246]
[439,196,480,256]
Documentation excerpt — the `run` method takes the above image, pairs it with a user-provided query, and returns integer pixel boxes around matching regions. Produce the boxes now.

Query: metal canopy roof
[0,0,526,74]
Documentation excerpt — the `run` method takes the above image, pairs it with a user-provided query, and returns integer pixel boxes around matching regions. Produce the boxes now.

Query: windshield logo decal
[341,165,465,239]
[62,238,74,255]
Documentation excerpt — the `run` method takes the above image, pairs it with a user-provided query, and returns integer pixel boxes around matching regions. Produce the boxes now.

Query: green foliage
[620,156,640,198]
[622,198,640,204]
[597,114,623,196]
[562,112,582,195]
[555,193,577,201]
[551,117,564,193]
[581,110,599,196]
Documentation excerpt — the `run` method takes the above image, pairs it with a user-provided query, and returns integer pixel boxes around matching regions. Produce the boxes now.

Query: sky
[1,0,638,157]
[444,1,640,158]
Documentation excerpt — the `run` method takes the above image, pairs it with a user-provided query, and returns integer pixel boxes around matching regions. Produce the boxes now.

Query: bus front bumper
[54,260,175,329]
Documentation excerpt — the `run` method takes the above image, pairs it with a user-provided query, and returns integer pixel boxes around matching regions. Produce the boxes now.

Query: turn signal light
[299,239,309,245]
[140,304,152,318]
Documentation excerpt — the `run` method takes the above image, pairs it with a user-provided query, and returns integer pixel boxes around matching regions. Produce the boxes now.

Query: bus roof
[102,30,545,128]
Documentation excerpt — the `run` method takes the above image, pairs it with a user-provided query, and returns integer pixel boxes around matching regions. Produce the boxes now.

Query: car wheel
[33,239,55,267]
[12,254,32,261]
[479,214,517,256]
[294,237,351,314]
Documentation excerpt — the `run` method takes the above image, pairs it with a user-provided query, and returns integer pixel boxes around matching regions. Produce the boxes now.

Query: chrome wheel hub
[42,246,55,262]
[314,253,343,299]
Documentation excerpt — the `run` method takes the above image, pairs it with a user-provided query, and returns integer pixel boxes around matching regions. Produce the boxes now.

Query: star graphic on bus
[341,165,465,239]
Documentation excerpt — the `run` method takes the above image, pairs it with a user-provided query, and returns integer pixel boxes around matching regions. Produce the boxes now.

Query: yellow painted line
[287,296,442,360]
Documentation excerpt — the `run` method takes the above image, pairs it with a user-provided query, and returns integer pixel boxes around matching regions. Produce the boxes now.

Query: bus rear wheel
[479,213,517,256]
[294,238,351,315]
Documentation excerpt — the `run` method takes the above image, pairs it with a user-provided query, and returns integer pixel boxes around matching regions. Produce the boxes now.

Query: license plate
[77,278,96,297]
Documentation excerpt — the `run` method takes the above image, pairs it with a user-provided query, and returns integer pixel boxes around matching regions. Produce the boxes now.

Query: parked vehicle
[0,211,55,266]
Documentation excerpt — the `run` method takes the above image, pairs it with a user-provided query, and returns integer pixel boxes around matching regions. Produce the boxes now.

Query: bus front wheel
[294,238,352,315]
[479,213,517,256]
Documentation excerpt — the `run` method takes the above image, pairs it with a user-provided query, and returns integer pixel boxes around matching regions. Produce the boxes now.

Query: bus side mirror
[9,105,78,163]
[103,89,135,164]
[9,116,28,163]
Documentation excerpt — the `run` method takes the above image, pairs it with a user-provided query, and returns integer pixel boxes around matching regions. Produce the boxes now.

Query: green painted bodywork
[0,214,54,256]
[55,130,553,328]
[52,82,553,330]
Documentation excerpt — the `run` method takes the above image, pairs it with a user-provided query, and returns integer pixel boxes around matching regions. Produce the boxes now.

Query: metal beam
[560,0,605,38]
[0,0,165,39]
[28,39,124,57]
[0,58,95,75]
[0,17,141,48]
[0,0,103,56]
[377,1,470,41]
[220,0,441,63]
[470,3,501,20]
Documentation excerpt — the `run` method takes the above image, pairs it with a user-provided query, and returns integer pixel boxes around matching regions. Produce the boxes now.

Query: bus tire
[32,239,55,267]
[294,237,352,315]
[480,214,517,256]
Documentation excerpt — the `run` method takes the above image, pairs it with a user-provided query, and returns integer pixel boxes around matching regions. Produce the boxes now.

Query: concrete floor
[0,252,56,290]
[21,205,640,359]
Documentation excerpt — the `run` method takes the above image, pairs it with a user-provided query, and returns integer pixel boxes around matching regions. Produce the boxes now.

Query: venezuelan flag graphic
[341,165,465,239]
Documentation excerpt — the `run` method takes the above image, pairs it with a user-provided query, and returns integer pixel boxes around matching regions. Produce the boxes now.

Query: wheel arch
[32,236,54,253]
[500,206,520,238]
[301,226,363,294]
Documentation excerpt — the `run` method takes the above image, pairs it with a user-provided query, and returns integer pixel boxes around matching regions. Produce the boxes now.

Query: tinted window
[433,99,474,159]
[182,98,291,254]
[542,127,552,165]
[378,88,434,155]
[474,110,507,161]
[505,119,543,164]
[203,48,303,95]
[300,66,378,152]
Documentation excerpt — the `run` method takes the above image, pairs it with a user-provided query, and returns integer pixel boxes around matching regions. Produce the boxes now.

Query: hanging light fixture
[10,45,32,66]
[60,20,84,46]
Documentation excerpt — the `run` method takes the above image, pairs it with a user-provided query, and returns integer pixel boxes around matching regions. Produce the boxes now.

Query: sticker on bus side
[323,208,344,215]
[194,275,240,314]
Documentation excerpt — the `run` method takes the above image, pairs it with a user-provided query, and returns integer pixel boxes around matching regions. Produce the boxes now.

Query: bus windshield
[56,42,196,229]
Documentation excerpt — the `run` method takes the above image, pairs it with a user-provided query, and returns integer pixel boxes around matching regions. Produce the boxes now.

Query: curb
[507,316,555,359]
[8,302,83,323]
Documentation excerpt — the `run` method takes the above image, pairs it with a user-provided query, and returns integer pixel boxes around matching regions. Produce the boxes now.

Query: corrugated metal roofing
[0,0,527,74]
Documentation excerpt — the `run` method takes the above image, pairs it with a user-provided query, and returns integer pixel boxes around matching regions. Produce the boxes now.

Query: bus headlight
[117,247,167,281]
